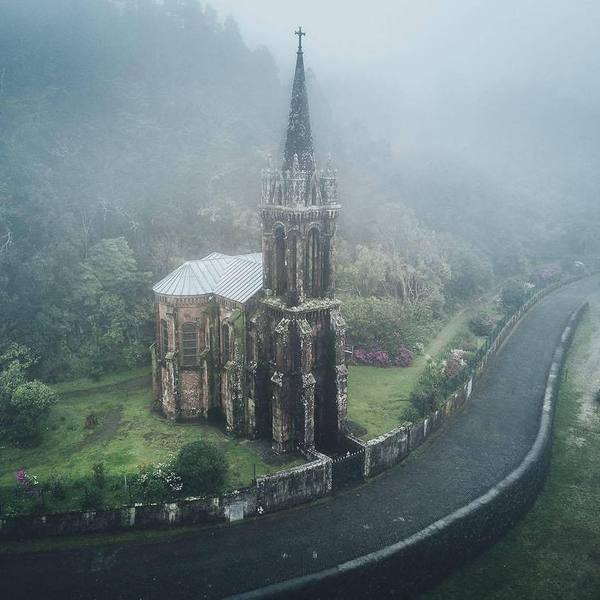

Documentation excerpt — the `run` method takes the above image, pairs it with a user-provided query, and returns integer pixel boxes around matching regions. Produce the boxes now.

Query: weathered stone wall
[0,453,331,539]
[0,495,223,539]
[176,303,210,419]
[159,359,178,418]
[357,382,472,478]
[152,295,256,435]
[363,426,409,477]
[257,300,348,453]
[256,449,332,511]
[179,369,205,419]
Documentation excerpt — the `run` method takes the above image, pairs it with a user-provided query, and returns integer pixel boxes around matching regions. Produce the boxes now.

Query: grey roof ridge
[153,251,263,301]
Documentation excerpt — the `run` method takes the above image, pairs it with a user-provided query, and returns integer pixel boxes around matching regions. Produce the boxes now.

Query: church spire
[283,27,314,172]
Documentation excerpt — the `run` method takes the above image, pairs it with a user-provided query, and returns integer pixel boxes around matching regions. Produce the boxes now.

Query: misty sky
[207,0,600,203]
[209,0,599,95]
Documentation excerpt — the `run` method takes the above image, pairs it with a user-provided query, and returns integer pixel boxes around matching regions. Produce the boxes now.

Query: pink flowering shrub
[539,266,561,281]
[354,346,415,368]
[395,347,414,367]
[531,265,562,287]
[353,348,391,367]
[15,468,40,497]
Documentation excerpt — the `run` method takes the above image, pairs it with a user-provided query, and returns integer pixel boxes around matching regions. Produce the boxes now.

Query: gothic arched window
[274,225,287,295]
[311,182,318,206]
[321,236,331,293]
[161,319,169,359]
[222,323,231,364]
[181,322,198,367]
[305,228,321,296]
[287,231,298,292]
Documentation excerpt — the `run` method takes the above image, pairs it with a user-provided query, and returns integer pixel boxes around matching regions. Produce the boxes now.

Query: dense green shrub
[0,346,58,445]
[469,312,496,337]
[47,473,68,500]
[134,466,172,503]
[409,386,442,417]
[7,382,57,444]
[81,485,104,510]
[92,463,106,489]
[447,330,479,353]
[500,280,529,314]
[442,238,494,304]
[342,296,436,355]
[174,441,228,496]
[409,357,447,416]
[401,405,422,423]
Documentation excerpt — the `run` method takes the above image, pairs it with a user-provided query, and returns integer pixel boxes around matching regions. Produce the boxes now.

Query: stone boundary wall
[256,449,332,512]
[230,301,589,600]
[354,277,581,478]
[0,451,332,540]
[0,491,242,539]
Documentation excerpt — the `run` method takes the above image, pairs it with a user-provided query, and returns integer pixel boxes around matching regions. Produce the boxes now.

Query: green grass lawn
[347,310,478,440]
[424,307,600,599]
[0,368,303,511]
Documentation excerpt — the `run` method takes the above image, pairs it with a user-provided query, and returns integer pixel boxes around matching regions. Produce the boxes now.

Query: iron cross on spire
[295,26,306,51]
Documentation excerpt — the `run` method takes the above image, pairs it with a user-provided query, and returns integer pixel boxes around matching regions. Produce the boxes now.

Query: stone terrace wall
[256,449,332,512]
[0,452,332,540]
[362,380,473,477]
[0,489,255,539]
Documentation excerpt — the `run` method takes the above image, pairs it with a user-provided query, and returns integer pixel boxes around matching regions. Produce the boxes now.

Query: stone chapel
[152,30,348,453]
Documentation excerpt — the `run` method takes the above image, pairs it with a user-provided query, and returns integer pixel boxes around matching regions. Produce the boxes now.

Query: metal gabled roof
[153,252,263,304]
[215,255,263,304]
[202,252,229,260]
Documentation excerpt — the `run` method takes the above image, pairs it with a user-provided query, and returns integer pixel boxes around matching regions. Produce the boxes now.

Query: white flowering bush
[134,458,183,501]
[445,348,469,377]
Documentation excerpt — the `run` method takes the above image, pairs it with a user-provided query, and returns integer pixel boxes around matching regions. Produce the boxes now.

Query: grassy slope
[0,368,302,497]
[347,310,474,439]
[425,309,600,599]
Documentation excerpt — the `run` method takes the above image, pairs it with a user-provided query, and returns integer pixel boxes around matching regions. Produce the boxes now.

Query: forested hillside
[0,0,284,379]
[0,0,591,381]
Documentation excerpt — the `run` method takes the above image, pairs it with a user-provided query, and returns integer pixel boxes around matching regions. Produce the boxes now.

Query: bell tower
[257,28,348,454]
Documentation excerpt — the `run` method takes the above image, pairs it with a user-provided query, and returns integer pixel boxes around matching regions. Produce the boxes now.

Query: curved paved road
[2,276,599,600]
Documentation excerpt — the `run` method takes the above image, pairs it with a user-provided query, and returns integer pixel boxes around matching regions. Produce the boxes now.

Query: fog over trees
[1,0,598,380]
[214,0,600,254]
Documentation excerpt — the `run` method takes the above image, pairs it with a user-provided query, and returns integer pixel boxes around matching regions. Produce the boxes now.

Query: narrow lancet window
[305,228,321,296]
[222,323,231,364]
[274,225,287,295]
[181,322,198,367]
